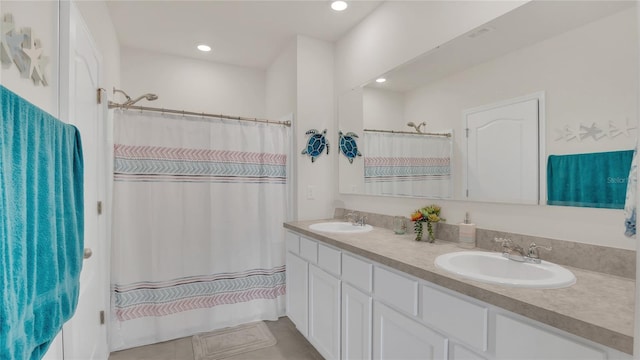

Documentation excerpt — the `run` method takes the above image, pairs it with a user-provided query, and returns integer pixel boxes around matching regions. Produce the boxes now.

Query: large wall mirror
[338,1,638,205]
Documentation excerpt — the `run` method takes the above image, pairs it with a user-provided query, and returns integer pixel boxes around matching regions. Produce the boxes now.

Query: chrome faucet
[494,238,526,262]
[494,238,552,264]
[526,243,553,264]
[346,211,367,226]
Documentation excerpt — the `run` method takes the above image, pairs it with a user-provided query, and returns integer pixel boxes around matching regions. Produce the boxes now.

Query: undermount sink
[435,251,576,289]
[309,222,373,234]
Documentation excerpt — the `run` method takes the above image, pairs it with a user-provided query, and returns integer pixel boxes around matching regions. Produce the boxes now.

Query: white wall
[0,1,59,116]
[363,87,404,130]
[120,47,266,117]
[296,35,335,220]
[335,2,637,250]
[266,41,296,120]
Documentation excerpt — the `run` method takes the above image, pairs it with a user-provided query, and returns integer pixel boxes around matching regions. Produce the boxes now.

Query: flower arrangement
[410,205,445,242]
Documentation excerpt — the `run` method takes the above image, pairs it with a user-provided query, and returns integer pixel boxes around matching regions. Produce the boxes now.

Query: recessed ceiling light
[376,78,387,83]
[331,1,348,11]
[197,44,212,52]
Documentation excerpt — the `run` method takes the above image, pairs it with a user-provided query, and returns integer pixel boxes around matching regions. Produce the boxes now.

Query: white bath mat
[192,321,277,360]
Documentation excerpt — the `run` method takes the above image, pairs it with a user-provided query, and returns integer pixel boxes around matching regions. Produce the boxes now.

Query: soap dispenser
[458,212,476,249]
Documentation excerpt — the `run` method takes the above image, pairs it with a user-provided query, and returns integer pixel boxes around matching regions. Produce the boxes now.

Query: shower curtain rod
[363,128,451,138]
[108,102,292,127]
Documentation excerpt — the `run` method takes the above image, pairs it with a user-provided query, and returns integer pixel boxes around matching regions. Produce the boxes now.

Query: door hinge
[97,201,103,215]
[99,310,105,325]
[97,88,105,104]
[465,128,470,138]
[466,189,469,197]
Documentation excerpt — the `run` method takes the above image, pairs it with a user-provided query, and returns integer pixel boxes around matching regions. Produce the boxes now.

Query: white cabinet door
[309,264,342,360]
[373,302,447,360]
[495,314,606,360]
[450,343,487,360]
[342,283,372,360]
[464,97,539,204]
[286,252,309,337]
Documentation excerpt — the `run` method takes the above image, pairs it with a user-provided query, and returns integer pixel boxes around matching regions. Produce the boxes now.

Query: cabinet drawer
[495,314,606,359]
[318,244,341,276]
[342,253,372,293]
[374,267,418,316]
[285,231,300,254]
[299,237,318,263]
[422,285,488,351]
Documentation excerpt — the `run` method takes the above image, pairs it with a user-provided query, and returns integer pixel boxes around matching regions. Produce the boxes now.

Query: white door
[58,2,108,360]
[464,97,539,204]
[286,252,309,337]
[342,283,372,360]
[373,302,446,360]
[309,264,342,360]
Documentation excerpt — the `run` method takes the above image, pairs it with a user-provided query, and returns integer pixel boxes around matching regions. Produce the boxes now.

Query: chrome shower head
[407,121,426,133]
[113,87,131,102]
[123,93,159,107]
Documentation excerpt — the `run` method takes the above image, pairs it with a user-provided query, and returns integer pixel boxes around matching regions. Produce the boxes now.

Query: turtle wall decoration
[301,129,329,163]
[338,130,362,164]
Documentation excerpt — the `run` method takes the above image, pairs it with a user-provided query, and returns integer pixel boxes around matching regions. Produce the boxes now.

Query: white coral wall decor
[0,13,49,86]
[553,118,636,142]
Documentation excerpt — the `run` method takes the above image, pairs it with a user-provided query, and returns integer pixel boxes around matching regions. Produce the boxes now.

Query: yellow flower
[427,214,440,222]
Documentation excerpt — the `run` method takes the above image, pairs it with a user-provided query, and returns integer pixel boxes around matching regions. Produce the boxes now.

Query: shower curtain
[364,131,452,198]
[110,111,289,351]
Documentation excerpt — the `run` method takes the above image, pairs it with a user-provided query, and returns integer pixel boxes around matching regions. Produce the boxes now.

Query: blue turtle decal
[339,131,362,164]
[301,129,329,163]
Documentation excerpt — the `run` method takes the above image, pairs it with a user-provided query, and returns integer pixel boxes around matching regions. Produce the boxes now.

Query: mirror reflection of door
[464,95,540,204]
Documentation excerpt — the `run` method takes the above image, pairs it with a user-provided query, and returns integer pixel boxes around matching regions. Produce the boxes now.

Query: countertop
[284,219,635,355]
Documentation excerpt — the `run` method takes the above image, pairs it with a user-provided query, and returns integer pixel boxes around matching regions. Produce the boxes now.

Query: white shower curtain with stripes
[364,131,452,198]
[110,111,289,351]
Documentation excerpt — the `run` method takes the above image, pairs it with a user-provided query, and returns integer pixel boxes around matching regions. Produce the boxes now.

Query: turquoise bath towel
[0,85,84,360]
[547,150,633,209]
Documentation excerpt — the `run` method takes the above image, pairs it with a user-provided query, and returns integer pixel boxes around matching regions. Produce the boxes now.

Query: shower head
[123,93,159,107]
[113,87,131,102]
[407,121,427,133]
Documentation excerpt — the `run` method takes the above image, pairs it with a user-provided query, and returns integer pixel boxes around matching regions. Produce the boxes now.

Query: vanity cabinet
[494,314,606,360]
[284,230,629,360]
[286,233,342,359]
[373,301,447,360]
[342,283,372,360]
[285,251,308,337]
[309,264,341,359]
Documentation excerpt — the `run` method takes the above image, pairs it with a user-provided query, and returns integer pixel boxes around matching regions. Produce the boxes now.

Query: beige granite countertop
[284,219,635,355]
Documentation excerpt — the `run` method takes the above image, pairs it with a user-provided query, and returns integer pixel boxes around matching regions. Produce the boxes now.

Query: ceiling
[106,0,383,69]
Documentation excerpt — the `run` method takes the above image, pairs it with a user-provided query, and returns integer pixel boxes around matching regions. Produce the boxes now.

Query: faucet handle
[527,242,552,259]
[493,237,512,253]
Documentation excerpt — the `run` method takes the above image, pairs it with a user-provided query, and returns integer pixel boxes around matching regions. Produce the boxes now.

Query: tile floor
[108,317,323,360]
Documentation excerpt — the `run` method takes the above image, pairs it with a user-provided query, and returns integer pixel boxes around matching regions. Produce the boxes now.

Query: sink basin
[435,251,576,289]
[309,222,373,234]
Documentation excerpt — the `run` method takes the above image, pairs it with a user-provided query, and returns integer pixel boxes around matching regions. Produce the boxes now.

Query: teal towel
[0,85,84,360]
[547,150,633,209]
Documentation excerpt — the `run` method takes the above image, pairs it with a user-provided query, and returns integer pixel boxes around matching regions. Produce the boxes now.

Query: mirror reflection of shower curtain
[364,132,452,198]
[110,111,289,351]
